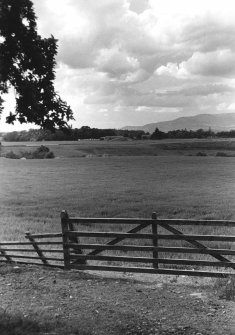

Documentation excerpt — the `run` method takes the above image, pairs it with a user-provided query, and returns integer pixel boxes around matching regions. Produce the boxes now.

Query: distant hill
[122,113,235,133]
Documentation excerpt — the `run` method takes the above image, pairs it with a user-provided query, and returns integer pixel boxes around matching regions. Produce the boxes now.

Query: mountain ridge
[121,113,235,133]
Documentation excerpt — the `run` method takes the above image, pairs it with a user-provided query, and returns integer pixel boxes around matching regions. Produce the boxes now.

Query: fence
[61,211,235,278]
[0,232,64,268]
[0,211,234,278]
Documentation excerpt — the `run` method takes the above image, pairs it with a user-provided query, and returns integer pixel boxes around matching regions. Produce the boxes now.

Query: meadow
[0,139,235,268]
[2,137,235,157]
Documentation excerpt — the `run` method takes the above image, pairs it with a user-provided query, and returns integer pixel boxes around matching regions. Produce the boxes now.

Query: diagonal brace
[25,232,48,265]
[158,222,235,269]
[71,222,152,262]
[89,222,152,256]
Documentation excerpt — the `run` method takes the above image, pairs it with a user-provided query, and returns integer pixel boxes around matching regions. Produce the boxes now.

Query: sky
[1,0,235,131]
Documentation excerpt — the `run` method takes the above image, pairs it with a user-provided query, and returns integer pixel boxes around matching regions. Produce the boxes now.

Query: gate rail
[61,211,235,278]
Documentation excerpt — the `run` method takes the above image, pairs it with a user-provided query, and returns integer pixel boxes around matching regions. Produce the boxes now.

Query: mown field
[0,139,235,269]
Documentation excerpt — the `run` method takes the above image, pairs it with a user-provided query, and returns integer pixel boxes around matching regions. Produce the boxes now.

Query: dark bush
[30,145,50,159]
[45,151,55,159]
[5,151,20,159]
[35,145,50,153]
[20,151,33,159]
[196,152,207,156]
[3,146,54,159]
[216,152,230,157]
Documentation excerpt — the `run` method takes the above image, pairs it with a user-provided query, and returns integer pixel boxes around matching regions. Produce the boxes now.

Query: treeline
[2,126,145,141]
[3,127,235,142]
[150,128,235,139]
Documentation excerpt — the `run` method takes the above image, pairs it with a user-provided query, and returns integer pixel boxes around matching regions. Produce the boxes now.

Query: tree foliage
[0,0,73,130]
[150,127,167,140]
[2,126,146,141]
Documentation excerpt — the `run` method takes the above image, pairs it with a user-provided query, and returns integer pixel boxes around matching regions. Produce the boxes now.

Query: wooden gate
[61,211,235,278]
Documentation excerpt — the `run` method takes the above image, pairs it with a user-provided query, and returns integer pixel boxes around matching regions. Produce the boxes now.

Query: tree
[0,0,73,131]
[150,127,166,140]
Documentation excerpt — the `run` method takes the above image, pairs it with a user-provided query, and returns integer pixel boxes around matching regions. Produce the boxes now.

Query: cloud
[95,48,139,78]
[182,50,235,77]
[35,0,235,78]
[25,0,235,130]
[85,84,195,109]
[153,84,235,98]
[180,16,235,53]
[35,0,170,71]
[156,49,235,79]
[128,0,149,14]
[124,69,150,83]
[228,103,235,110]
[179,84,235,96]
[155,63,188,78]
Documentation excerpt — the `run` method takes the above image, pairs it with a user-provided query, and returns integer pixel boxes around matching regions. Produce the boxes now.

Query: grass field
[0,140,235,269]
[2,137,235,158]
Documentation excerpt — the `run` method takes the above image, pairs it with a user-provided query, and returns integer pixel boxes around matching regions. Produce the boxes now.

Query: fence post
[152,212,158,269]
[0,247,12,263]
[61,210,70,269]
[25,232,48,265]
[68,220,86,265]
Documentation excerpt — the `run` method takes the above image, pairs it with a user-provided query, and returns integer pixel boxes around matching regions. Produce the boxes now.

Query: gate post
[61,210,70,269]
[152,212,158,269]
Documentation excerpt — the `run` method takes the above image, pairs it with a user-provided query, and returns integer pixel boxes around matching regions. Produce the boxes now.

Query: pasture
[2,137,235,158]
[1,139,235,259]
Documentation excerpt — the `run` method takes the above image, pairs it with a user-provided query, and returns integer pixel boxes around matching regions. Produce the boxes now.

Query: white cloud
[124,69,150,83]
[228,103,235,110]
[155,63,189,79]
[95,48,139,78]
[181,50,235,77]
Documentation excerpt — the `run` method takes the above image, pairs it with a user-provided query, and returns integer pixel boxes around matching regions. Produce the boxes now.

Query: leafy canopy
[0,0,74,130]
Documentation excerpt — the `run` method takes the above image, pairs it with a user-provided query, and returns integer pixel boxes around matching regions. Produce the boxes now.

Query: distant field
[2,138,235,158]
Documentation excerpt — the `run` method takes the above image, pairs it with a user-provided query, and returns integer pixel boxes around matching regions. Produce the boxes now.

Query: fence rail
[66,231,235,241]
[68,218,235,227]
[0,231,64,267]
[67,243,235,254]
